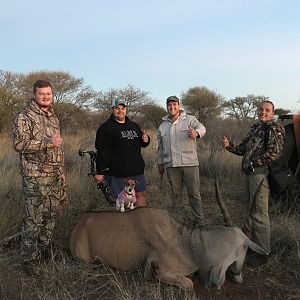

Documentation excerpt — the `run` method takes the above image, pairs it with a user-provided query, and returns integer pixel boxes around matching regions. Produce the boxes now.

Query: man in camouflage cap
[13,79,67,275]
[223,100,285,267]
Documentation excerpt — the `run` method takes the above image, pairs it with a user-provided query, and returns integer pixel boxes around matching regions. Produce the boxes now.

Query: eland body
[70,207,266,291]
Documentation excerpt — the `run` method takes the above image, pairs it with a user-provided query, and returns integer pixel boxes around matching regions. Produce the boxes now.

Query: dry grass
[0,130,299,300]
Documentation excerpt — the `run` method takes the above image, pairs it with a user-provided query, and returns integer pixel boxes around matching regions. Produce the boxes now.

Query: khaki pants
[166,166,204,221]
[21,176,67,261]
[244,173,270,254]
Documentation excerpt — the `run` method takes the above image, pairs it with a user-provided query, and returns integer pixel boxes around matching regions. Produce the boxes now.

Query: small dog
[116,179,137,212]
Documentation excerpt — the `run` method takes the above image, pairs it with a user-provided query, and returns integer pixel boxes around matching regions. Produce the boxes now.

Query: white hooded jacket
[157,110,206,168]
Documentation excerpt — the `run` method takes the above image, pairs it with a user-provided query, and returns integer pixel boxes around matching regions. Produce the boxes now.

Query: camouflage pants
[21,175,67,261]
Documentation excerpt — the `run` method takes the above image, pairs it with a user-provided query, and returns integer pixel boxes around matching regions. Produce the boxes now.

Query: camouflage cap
[166,95,179,104]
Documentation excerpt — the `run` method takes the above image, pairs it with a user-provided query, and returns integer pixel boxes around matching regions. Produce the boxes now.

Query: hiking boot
[246,253,269,267]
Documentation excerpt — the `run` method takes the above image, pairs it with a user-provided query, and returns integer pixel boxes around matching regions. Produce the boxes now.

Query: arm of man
[252,124,285,166]
[157,127,165,174]
[189,116,206,138]
[140,128,150,147]
[224,127,256,156]
[157,127,163,165]
[13,114,62,153]
[13,114,56,153]
[95,125,112,175]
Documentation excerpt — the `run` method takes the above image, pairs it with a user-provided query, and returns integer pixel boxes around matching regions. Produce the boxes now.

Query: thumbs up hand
[223,136,230,148]
[142,129,149,143]
[52,133,63,147]
[188,126,198,139]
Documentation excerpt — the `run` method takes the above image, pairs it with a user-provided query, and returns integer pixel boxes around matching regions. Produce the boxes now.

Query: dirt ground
[194,267,298,300]
[0,180,299,300]
[1,234,299,300]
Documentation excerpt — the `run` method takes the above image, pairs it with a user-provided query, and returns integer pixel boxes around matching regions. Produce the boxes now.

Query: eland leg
[227,260,243,283]
[227,246,246,283]
[144,259,194,291]
[207,265,227,289]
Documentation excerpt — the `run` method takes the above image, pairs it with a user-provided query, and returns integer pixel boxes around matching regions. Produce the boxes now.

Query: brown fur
[70,207,267,291]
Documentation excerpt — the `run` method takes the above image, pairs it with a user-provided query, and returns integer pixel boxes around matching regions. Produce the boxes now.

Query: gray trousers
[166,166,204,221]
[244,173,270,254]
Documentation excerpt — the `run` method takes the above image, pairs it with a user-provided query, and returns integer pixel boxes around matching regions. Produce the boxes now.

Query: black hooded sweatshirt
[95,114,150,177]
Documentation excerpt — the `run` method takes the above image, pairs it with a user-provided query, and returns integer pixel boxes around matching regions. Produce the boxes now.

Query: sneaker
[246,253,269,267]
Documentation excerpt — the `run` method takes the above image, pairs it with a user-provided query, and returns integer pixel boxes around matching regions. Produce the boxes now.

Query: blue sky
[1,0,299,111]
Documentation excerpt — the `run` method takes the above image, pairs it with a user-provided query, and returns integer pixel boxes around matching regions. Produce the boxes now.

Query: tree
[119,84,154,118]
[181,87,223,124]
[92,84,155,119]
[0,70,24,132]
[223,95,269,120]
[0,70,23,97]
[0,87,20,132]
[54,102,98,133]
[0,70,163,133]
[19,70,97,107]
[93,88,119,112]
[0,70,100,133]
[137,104,166,129]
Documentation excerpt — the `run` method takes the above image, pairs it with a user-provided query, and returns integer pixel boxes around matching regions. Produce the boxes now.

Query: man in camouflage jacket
[223,100,285,267]
[13,80,67,274]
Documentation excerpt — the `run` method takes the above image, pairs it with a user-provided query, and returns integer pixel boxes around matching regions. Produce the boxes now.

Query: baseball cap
[166,95,179,104]
[112,97,126,108]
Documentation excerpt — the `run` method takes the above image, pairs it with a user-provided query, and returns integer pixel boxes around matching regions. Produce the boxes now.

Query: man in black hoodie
[94,97,150,207]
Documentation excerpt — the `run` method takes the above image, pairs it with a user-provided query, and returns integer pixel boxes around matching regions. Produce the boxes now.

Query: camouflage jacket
[226,121,285,172]
[13,99,64,177]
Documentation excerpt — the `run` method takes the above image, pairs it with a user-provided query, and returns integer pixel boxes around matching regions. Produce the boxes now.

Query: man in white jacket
[157,96,206,224]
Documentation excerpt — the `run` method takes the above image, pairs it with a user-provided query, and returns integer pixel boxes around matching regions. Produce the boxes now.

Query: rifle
[78,149,115,206]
